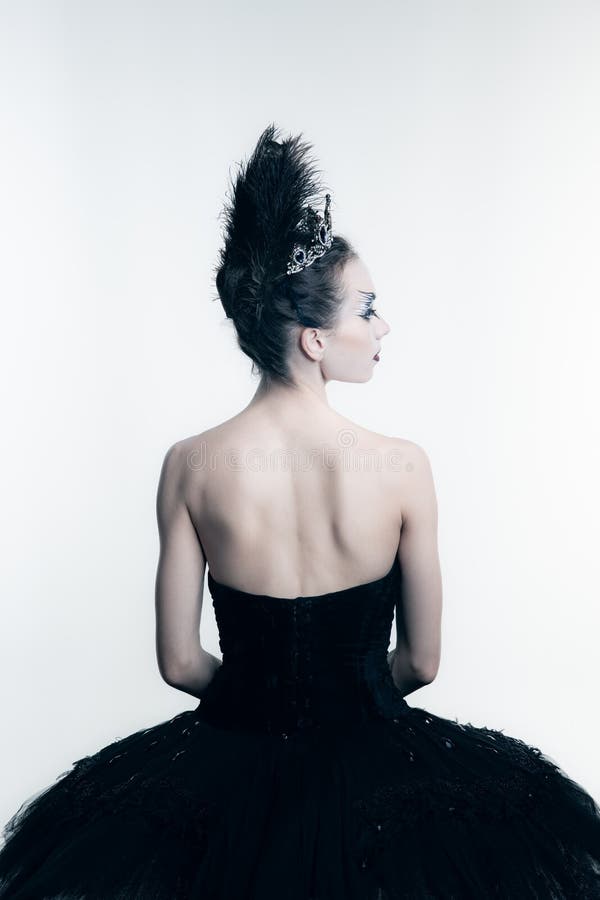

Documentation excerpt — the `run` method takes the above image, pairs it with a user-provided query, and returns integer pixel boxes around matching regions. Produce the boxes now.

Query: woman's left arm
[154,440,221,699]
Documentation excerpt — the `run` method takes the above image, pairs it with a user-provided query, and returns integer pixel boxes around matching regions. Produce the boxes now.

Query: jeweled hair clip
[286,193,333,275]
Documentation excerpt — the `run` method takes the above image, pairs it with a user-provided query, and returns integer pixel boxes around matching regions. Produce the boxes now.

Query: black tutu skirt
[1,558,599,898]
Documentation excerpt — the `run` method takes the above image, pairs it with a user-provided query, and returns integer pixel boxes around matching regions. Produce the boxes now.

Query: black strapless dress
[1,557,600,899]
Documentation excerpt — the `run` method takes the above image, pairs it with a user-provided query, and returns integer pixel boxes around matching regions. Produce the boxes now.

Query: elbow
[158,645,209,688]
[411,655,440,685]
[160,666,183,689]
[159,658,191,688]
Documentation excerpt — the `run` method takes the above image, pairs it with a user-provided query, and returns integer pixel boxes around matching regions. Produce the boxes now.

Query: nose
[376,314,391,338]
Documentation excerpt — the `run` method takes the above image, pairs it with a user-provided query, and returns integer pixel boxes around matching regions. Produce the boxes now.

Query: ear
[299,327,326,362]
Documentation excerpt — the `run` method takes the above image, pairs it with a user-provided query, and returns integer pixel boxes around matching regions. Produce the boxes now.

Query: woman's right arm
[389,441,443,695]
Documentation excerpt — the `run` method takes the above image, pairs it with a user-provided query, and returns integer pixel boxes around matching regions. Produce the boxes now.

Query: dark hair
[212,124,358,388]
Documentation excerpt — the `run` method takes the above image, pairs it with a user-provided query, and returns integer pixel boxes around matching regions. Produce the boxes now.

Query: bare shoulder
[385,437,438,523]
[159,427,220,488]
[159,418,250,500]
[342,419,430,472]
[332,415,402,452]
[384,436,434,476]
[362,432,437,521]
[156,437,197,507]
[175,412,256,456]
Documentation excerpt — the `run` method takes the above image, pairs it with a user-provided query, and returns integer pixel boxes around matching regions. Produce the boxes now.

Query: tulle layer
[1,703,600,899]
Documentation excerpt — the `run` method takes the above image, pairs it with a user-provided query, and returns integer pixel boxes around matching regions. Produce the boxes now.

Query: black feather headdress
[214,123,333,322]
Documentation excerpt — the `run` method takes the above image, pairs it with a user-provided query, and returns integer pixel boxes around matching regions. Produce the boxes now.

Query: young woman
[1,124,599,899]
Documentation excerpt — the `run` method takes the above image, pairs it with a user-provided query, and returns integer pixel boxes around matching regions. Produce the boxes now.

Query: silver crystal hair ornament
[286,193,333,275]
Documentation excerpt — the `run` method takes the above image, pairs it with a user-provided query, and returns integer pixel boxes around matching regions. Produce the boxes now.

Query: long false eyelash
[357,290,379,320]
[360,307,379,320]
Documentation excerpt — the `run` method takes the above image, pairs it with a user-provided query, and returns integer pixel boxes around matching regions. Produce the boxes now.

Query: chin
[332,370,375,385]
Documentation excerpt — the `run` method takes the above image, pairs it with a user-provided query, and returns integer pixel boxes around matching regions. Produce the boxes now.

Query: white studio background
[1,0,599,826]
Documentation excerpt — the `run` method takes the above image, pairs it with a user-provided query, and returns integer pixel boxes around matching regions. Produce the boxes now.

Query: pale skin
[155,256,443,700]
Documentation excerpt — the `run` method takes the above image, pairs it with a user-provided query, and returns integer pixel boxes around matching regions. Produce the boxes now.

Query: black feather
[215,123,330,316]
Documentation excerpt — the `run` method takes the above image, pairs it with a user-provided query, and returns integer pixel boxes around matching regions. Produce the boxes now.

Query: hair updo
[212,124,357,388]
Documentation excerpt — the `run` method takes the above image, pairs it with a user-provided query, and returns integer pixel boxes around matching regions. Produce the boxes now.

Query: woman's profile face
[321,256,391,384]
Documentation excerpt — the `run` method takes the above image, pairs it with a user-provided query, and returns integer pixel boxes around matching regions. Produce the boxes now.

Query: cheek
[337,321,370,350]
[326,324,372,371]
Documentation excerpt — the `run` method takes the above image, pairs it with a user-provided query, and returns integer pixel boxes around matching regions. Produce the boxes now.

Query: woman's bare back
[179,402,416,599]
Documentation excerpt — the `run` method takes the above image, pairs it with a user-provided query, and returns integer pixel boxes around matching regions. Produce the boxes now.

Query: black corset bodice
[196,557,410,736]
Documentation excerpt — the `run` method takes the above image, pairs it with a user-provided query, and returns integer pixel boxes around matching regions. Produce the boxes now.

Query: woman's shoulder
[339,422,436,499]
[334,414,430,460]
[166,416,430,453]
[158,415,265,496]
[163,414,248,459]
[161,418,433,488]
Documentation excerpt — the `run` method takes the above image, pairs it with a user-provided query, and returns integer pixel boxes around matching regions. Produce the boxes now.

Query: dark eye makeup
[361,307,379,319]
[357,290,380,320]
